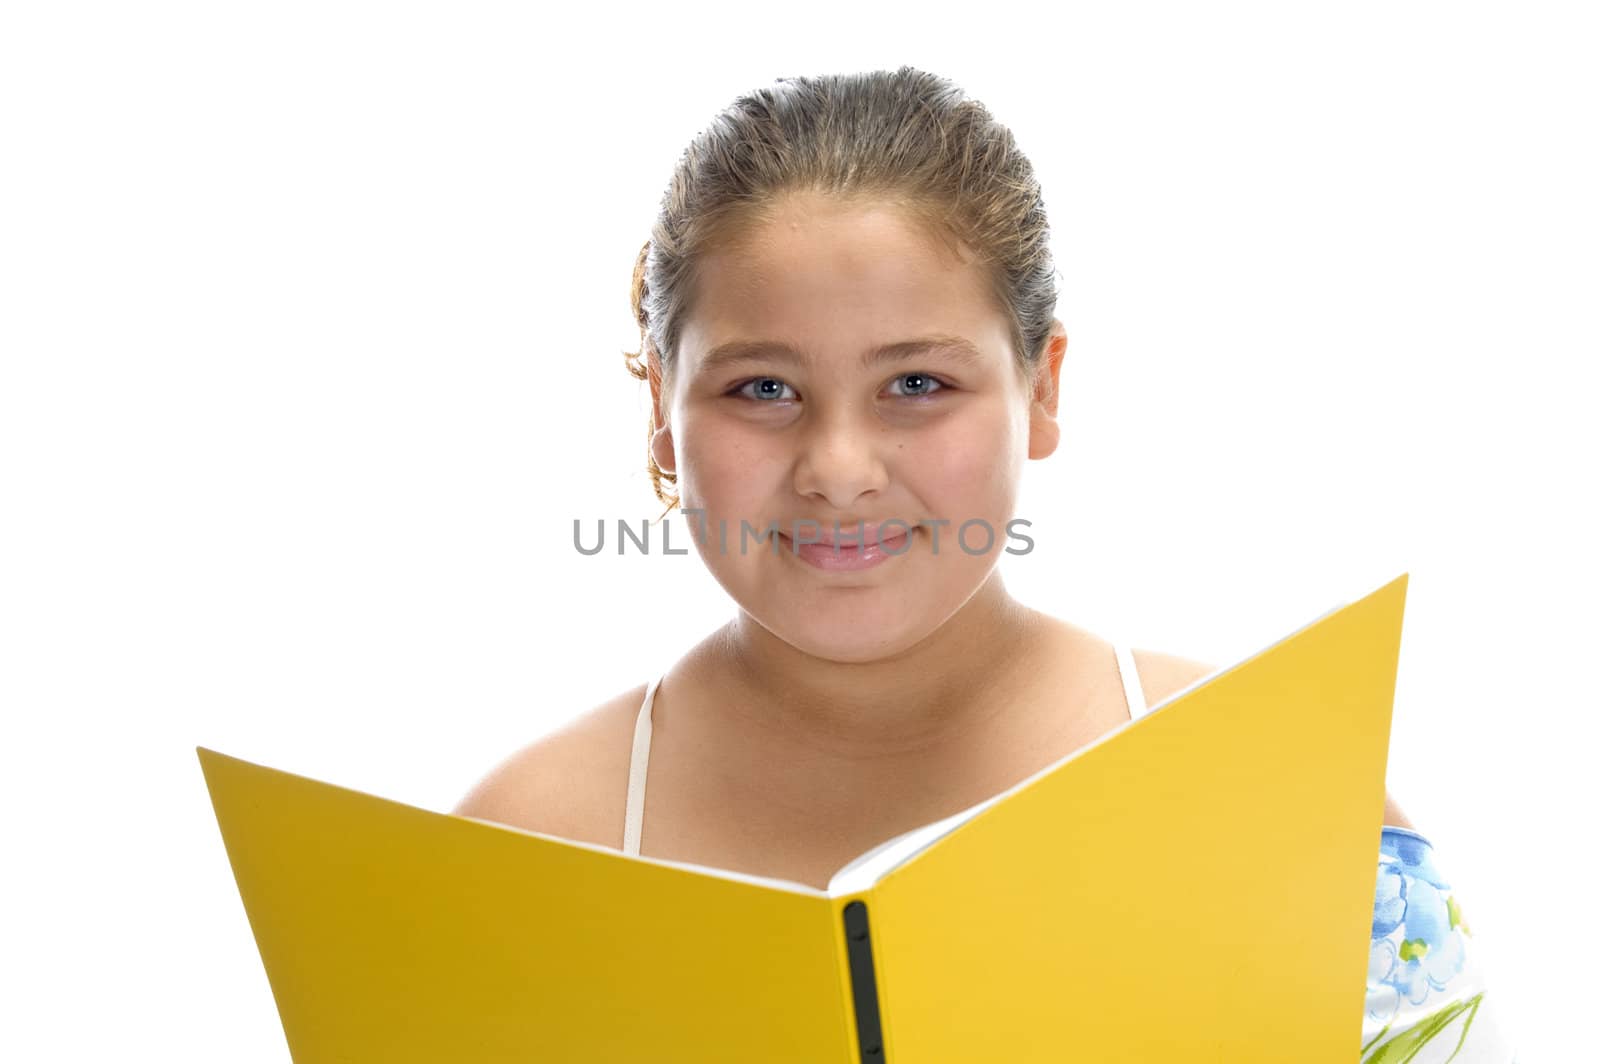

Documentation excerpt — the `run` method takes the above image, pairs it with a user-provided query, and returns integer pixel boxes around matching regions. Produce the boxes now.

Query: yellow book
[199,572,1408,1062]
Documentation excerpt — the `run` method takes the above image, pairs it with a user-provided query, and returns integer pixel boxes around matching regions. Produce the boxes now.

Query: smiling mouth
[784,531,908,547]
[776,527,915,571]
[778,528,911,548]
[782,520,923,547]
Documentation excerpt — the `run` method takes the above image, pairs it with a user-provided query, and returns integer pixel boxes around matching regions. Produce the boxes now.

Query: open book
[198,572,1408,1062]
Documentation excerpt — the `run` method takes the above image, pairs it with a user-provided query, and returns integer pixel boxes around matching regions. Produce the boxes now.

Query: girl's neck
[703,573,1055,762]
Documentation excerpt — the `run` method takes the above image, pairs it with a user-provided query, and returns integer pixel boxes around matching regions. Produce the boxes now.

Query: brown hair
[623,66,1060,515]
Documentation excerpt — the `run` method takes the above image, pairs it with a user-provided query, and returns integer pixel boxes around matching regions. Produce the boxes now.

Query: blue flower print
[1359,828,1515,1062]
[1366,828,1471,1026]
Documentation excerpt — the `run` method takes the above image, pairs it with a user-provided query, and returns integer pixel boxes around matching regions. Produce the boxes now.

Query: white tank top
[621,643,1148,857]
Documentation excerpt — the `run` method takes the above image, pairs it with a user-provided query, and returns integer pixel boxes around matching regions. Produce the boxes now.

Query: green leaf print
[1398,937,1430,962]
[1446,894,1473,937]
[1360,993,1483,1064]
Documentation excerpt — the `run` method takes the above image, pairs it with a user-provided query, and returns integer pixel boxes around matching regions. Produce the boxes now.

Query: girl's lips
[780,528,914,572]
[795,520,902,547]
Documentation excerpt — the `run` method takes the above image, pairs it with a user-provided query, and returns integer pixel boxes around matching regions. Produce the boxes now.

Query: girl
[455,66,1514,1062]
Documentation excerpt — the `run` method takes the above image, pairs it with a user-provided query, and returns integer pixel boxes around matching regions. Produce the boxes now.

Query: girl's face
[653,193,1064,664]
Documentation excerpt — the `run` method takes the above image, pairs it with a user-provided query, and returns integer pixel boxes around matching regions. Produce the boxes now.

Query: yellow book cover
[198,572,1407,1062]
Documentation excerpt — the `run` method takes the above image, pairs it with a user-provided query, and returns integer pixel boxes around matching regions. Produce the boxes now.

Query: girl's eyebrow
[697,334,988,374]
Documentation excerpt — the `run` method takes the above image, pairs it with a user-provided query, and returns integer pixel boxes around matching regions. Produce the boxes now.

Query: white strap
[1115,643,1148,721]
[622,674,662,856]
[627,653,1147,854]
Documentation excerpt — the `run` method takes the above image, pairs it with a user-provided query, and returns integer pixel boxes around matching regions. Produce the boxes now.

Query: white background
[3,2,1593,1059]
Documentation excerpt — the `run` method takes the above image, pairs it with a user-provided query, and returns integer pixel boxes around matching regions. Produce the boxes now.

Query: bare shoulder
[1125,646,1219,706]
[449,681,650,849]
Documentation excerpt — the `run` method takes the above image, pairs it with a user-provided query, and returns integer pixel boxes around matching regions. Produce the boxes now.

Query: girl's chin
[764,607,930,661]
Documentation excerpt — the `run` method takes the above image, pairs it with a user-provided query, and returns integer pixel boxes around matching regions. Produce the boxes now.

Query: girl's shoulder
[450,680,653,848]
[1121,645,1217,704]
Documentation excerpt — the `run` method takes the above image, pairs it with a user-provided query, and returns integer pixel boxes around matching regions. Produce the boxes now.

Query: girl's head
[624,67,1068,663]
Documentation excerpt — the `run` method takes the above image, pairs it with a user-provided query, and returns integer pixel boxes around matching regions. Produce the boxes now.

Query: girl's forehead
[718,194,974,271]
[683,278,1005,364]
[690,211,996,332]
[667,193,1018,382]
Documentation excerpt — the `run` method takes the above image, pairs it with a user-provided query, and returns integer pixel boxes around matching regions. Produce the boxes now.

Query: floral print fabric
[1362,826,1517,1062]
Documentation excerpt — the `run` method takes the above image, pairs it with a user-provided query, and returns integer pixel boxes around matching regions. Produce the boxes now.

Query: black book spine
[842,900,886,1062]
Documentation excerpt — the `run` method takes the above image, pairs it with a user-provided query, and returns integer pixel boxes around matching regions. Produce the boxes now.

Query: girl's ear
[651,421,676,475]
[1028,320,1067,460]
[647,349,677,474]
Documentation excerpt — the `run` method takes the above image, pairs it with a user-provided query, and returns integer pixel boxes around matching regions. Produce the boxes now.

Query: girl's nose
[790,414,891,508]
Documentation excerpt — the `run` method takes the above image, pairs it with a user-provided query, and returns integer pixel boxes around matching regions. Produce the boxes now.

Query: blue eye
[732,377,797,402]
[727,373,949,403]
[888,372,946,399]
